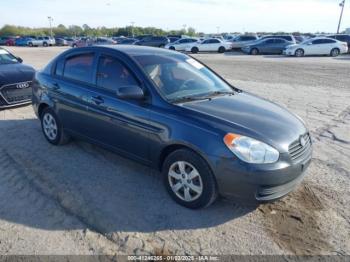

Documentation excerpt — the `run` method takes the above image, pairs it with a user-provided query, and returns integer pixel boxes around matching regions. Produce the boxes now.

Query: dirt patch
[259,183,333,254]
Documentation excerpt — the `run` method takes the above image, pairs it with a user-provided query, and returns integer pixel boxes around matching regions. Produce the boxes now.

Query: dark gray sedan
[242,38,292,55]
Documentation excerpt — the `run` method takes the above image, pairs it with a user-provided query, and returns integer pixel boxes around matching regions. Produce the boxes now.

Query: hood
[181,92,307,152]
[0,63,35,86]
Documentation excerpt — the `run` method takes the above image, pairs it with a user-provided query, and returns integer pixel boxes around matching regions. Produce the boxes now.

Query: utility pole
[48,16,53,37]
[337,0,346,34]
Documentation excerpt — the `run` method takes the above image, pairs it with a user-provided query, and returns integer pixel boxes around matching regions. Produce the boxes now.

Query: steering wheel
[179,79,196,91]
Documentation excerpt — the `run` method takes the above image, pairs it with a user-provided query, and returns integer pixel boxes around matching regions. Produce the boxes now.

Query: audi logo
[16,83,30,89]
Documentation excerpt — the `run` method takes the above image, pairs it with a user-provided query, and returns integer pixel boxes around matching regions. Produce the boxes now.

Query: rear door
[51,51,98,134]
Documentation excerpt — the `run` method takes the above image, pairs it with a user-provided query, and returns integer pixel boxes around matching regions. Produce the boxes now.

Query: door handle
[90,96,104,105]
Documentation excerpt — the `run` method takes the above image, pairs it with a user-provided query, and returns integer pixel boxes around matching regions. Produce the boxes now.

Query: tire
[250,48,259,55]
[162,149,218,209]
[295,48,304,57]
[40,108,70,145]
[28,42,33,47]
[169,46,176,50]
[330,48,340,57]
[191,47,199,54]
[43,42,48,47]
[72,44,77,48]
[159,44,165,48]
[218,46,226,53]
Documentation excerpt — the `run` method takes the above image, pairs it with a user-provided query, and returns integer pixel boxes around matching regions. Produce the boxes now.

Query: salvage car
[284,37,348,57]
[0,48,35,108]
[33,46,312,209]
[185,38,232,53]
[242,38,292,55]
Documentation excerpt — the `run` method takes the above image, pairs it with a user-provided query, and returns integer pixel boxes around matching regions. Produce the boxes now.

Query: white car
[185,38,232,53]
[284,37,348,57]
[165,38,199,51]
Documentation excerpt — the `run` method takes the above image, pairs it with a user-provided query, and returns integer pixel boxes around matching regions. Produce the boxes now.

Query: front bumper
[283,49,295,56]
[0,82,32,109]
[208,149,312,203]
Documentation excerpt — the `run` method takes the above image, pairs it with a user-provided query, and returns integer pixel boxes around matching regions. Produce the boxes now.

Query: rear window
[63,53,95,83]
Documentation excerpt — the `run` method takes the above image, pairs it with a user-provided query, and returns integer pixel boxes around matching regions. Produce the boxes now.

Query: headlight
[223,133,279,164]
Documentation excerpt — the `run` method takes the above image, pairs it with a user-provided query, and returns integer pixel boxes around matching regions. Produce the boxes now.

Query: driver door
[83,53,151,163]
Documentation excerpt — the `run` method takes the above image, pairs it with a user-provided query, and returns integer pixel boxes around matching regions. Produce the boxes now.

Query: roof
[95,45,188,58]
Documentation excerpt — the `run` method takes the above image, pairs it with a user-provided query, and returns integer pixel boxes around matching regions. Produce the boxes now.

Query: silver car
[230,35,259,49]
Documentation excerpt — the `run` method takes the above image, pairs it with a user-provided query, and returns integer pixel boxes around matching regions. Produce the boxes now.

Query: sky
[1,0,349,33]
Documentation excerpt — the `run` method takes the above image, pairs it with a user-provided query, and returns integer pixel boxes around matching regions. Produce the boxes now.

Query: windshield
[133,53,234,102]
[0,49,19,64]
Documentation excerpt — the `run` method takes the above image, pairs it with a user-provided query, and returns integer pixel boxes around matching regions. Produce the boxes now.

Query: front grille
[288,133,312,161]
[0,82,32,104]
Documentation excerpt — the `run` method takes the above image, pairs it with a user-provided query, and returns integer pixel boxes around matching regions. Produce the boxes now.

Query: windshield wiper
[206,91,234,97]
[169,95,211,103]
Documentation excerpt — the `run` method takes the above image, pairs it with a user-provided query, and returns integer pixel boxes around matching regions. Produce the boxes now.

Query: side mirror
[17,57,23,63]
[116,85,144,100]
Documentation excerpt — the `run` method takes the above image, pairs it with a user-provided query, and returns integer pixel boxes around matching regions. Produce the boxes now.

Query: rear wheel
[43,42,48,47]
[159,44,165,48]
[330,48,340,57]
[218,46,226,53]
[250,48,259,55]
[295,48,304,57]
[72,44,77,48]
[28,42,33,47]
[191,47,199,54]
[41,108,70,145]
[162,149,218,209]
[169,46,176,50]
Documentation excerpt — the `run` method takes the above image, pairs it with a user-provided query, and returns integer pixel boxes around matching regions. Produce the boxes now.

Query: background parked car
[242,38,293,55]
[0,36,16,46]
[284,37,348,57]
[118,38,138,45]
[165,38,199,51]
[168,37,180,43]
[294,35,306,43]
[327,34,350,52]
[64,38,76,47]
[15,37,33,46]
[0,47,35,108]
[135,36,170,48]
[94,37,116,45]
[186,38,232,53]
[230,35,259,49]
[42,36,56,46]
[261,34,296,44]
[55,38,68,46]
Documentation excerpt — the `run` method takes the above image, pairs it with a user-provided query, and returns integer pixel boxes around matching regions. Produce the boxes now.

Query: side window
[96,56,138,92]
[275,39,285,43]
[202,40,210,44]
[211,39,220,43]
[323,39,336,44]
[55,59,64,76]
[63,53,94,83]
[179,39,187,44]
[312,39,323,45]
[266,39,274,44]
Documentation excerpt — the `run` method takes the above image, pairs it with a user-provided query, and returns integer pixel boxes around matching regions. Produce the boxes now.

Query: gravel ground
[0,47,349,255]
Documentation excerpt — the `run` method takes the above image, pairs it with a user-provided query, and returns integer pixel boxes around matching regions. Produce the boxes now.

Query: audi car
[0,48,35,109]
[33,46,312,209]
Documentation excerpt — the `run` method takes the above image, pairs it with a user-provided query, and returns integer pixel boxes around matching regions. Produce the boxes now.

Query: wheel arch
[157,142,213,172]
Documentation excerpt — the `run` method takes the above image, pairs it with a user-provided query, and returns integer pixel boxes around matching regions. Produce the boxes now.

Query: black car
[328,34,350,51]
[135,36,170,48]
[0,48,35,109]
[242,38,292,55]
[32,46,312,209]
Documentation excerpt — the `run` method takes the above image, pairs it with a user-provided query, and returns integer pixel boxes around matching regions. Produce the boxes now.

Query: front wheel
[43,42,48,47]
[295,48,304,57]
[169,46,176,50]
[191,47,199,54]
[41,108,70,145]
[162,149,218,209]
[218,46,226,53]
[250,48,259,55]
[28,42,33,47]
[330,48,340,57]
